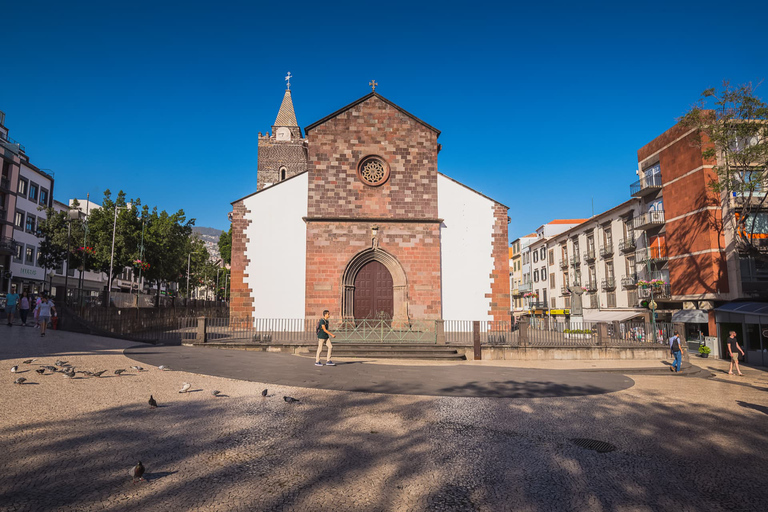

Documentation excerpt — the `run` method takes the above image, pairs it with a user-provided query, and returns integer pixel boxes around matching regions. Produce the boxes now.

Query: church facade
[230,86,510,323]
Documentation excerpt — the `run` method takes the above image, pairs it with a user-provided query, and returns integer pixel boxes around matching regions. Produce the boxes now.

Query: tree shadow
[736,400,768,416]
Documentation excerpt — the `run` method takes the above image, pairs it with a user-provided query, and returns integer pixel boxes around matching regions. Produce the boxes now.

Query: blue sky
[1,0,766,237]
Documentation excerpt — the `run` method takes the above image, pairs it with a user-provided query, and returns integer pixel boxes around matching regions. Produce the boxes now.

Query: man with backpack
[669,331,683,373]
[315,310,336,367]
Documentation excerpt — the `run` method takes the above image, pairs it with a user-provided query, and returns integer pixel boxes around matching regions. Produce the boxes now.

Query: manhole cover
[570,438,616,453]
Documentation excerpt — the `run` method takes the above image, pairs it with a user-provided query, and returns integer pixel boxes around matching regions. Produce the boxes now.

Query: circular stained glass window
[357,156,390,186]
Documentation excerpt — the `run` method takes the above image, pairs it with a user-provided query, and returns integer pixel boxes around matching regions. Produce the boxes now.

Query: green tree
[218,226,232,265]
[680,81,768,259]
[140,205,195,303]
[36,203,88,278]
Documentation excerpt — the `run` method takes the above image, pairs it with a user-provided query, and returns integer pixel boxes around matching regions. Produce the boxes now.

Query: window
[550,273,555,289]
[14,210,24,228]
[25,214,36,234]
[565,297,571,308]
[25,245,34,265]
[551,297,557,308]
[540,248,545,260]
[533,269,539,282]
[549,249,555,265]
[18,177,28,197]
[607,293,616,308]
[605,261,615,280]
[541,267,547,281]
[279,167,287,181]
[39,187,49,206]
[533,251,538,263]
[29,182,39,202]
[604,228,613,248]
[13,243,23,262]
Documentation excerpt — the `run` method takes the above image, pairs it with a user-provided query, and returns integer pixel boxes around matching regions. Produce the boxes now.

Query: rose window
[357,156,390,186]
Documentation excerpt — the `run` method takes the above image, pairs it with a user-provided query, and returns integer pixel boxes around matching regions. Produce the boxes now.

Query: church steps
[297,344,466,360]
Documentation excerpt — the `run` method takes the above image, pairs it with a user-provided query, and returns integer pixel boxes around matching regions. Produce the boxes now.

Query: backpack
[316,319,323,336]
[670,336,680,352]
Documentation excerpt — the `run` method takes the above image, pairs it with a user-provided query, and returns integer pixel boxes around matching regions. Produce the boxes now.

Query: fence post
[597,322,609,345]
[519,318,529,346]
[472,321,481,360]
[196,316,207,343]
[436,320,445,345]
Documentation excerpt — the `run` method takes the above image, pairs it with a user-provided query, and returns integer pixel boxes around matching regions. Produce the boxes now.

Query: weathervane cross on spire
[369,80,378,92]
[285,72,292,90]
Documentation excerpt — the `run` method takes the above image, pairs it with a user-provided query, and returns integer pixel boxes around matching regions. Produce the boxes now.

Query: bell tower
[256,73,308,191]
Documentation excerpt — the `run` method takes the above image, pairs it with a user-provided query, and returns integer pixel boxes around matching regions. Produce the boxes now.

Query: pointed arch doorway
[353,260,394,319]
[342,248,408,321]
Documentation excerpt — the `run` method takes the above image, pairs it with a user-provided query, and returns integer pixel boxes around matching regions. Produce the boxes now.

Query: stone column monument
[568,285,585,326]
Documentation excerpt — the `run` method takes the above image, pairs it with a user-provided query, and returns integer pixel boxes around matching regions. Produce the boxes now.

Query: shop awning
[582,310,646,322]
[671,309,709,323]
[715,302,768,323]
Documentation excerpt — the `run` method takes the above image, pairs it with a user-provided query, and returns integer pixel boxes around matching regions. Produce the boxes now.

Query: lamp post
[107,206,128,309]
[642,231,657,343]
[63,208,80,306]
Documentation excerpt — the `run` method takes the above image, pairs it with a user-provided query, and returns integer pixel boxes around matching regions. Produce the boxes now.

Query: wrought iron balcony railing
[638,283,671,299]
[618,238,636,252]
[0,177,12,192]
[585,279,598,292]
[559,259,568,269]
[518,282,532,293]
[561,286,570,295]
[599,245,613,258]
[570,252,581,266]
[633,211,665,230]
[601,278,616,290]
[0,236,18,255]
[630,173,663,197]
[621,274,637,288]
[528,301,548,310]
[583,248,596,263]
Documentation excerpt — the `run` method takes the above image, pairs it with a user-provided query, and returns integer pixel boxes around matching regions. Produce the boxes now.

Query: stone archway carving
[341,248,408,321]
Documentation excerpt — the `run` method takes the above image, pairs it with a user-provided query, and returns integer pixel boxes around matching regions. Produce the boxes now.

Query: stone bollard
[196,316,207,343]
[436,320,446,345]
[472,321,481,360]
[597,323,610,346]
[518,319,529,346]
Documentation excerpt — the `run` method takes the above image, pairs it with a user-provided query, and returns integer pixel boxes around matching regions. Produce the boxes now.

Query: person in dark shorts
[727,331,745,376]
[315,310,336,366]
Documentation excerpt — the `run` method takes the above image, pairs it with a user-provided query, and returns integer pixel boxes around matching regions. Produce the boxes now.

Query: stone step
[298,344,466,360]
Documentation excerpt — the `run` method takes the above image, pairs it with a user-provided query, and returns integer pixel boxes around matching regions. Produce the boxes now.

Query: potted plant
[564,328,593,340]
[698,344,711,358]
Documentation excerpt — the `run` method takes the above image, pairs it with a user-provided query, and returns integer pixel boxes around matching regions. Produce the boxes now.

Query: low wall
[465,345,670,361]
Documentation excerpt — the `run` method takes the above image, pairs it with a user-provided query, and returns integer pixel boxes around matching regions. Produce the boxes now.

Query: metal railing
[619,237,636,252]
[520,321,673,346]
[559,259,568,269]
[638,284,671,299]
[599,245,613,258]
[561,285,570,295]
[630,174,663,197]
[621,274,637,288]
[570,252,581,266]
[518,282,532,293]
[585,279,598,291]
[633,211,665,230]
[584,248,596,262]
[601,277,616,290]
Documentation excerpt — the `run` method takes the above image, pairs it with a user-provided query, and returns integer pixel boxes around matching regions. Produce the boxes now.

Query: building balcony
[621,274,637,288]
[618,237,636,252]
[601,277,616,290]
[561,286,570,295]
[638,283,671,299]
[518,282,532,293]
[0,236,17,255]
[570,252,581,266]
[630,174,663,197]
[585,279,598,292]
[599,245,613,258]
[633,210,665,230]
[559,259,568,269]
[512,288,522,297]
[528,301,548,310]
[583,248,596,263]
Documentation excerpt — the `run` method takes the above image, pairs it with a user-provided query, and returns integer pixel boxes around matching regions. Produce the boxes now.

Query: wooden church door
[353,260,394,319]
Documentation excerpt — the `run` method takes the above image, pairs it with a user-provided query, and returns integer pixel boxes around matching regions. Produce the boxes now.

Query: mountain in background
[192,226,224,263]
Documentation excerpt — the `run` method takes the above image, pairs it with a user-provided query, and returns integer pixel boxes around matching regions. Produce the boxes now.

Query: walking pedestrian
[37,295,56,337]
[669,331,683,372]
[5,285,19,326]
[315,310,336,366]
[33,295,42,328]
[727,331,745,376]
[19,292,30,326]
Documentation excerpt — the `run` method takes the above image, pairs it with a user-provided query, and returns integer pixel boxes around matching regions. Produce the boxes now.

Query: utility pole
[136,216,146,308]
[107,206,126,309]
[186,253,191,301]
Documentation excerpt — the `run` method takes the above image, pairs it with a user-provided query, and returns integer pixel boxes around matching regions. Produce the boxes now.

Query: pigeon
[131,461,146,483]
[22,359,36,364]
[92,370,106,378]
[283,396,299,403]
[158,365,169,371]
[261,389,268,397]
[42,365,57,372]
[131,366,144,371]
[114,369,126,376]
[78,370,93,377]
[62,370,76,379]
[35,368,46,375]
[179,383,191,393]
[10,366,18,373]
[14,377,27,385]
[148,395,157,408]
[211,390,220,397]
[55,360,68,367]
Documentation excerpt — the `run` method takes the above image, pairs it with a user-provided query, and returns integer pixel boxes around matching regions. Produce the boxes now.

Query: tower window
[280,167,287,181]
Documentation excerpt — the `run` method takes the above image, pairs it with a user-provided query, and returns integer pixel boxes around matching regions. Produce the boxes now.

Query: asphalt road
[124,344,635,398]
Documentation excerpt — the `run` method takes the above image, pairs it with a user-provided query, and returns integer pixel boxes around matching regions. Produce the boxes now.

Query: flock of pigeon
[11,357,302,482]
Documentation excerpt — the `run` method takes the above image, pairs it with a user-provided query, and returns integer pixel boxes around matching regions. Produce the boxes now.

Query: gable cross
[285,72,292,90]
[369,80,378,92]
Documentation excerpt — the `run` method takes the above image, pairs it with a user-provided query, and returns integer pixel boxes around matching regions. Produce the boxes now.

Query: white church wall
[242,173,308,319]
[437,174,495,321]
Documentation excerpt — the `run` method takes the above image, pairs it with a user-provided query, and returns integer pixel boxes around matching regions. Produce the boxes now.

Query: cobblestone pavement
[2,327,768,511]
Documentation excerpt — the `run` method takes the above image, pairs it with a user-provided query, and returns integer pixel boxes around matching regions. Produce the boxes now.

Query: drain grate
[570,438,617,453]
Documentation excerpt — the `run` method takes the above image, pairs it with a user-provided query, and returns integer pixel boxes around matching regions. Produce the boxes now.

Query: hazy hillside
[192,226,225,262]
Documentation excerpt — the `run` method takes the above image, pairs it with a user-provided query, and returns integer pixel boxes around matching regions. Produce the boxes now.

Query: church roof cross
[369,80,378,92]
[285,72,292,90]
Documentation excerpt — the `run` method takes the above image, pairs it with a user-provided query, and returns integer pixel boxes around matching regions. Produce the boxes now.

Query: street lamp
[107,206,128,308]
[63,208,81,305]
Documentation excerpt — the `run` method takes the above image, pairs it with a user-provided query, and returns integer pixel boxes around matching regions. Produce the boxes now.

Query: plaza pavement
[2,326,768,511]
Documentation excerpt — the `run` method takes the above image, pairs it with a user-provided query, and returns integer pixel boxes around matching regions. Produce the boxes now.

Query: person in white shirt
[37,296,56,337]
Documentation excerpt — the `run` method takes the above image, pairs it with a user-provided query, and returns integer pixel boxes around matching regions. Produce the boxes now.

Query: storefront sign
[550,309,570,315]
